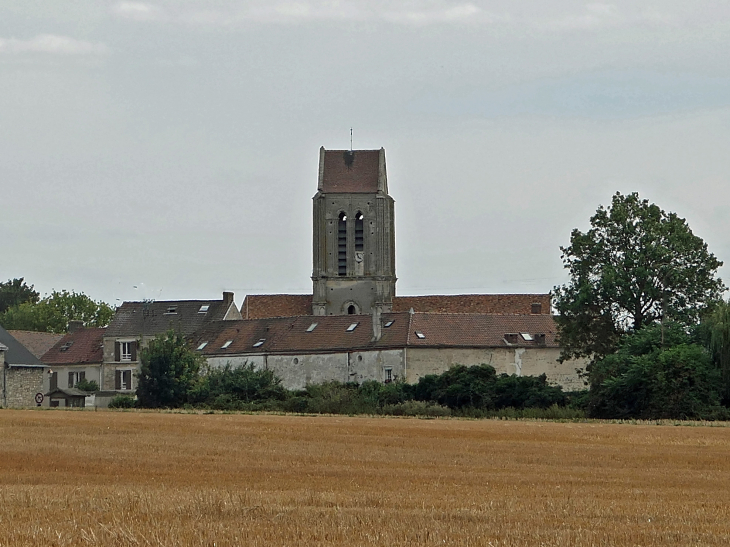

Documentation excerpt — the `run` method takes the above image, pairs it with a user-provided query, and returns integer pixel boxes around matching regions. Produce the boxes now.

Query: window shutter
[68,371,74,388]
[114,342,120,362]
[50,372,58,391]
[124,370,132,390]
[80,371,85,381]
[130,341,137,361]
[115,370,121,390]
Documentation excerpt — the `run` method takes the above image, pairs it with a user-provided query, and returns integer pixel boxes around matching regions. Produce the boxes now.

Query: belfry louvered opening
[355,212,364,252]
[338,212,347,276]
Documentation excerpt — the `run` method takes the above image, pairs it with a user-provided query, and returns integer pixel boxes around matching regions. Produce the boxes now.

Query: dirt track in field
[1,410,729,546]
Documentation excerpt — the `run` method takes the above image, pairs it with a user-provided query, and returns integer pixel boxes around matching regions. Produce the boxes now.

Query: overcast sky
[2,1,730,308]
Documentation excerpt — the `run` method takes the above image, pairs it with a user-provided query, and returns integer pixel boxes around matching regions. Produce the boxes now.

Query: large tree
[0,278,39,314]
[554,192,725,362]
[0,289,115,333]
[137,331,205,408]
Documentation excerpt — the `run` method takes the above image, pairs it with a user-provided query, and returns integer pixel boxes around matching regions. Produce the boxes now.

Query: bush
[588,323,725,420]
[190,363,287,408]
[108,395,135,409]
[74,379,99,392]
[412,364,567,411]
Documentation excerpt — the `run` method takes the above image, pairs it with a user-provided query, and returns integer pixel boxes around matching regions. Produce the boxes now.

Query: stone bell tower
[312,147,396,316]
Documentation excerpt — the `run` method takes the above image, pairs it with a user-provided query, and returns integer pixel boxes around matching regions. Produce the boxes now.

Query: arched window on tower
[355,212,364,252]
[347,304,356,315]
[338,212,347,276]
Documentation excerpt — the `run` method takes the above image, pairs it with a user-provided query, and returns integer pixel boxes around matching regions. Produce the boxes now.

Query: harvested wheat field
[1,411,730,546]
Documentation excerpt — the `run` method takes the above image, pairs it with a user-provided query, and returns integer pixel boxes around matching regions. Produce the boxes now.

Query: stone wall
[3,366,46,408]
[206,349,405,391]
[405,347,587,391]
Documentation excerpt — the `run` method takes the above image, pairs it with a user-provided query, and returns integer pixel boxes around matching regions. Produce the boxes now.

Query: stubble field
[1,411,729,546]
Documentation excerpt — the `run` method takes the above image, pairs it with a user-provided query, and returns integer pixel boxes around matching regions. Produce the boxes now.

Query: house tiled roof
[42,328,105,365]
[240,293,551,319]
[8,330,64,359]
[191,312,559,357]
[0,325,43,366]
[320,149,381,193]
[105,294,238,338]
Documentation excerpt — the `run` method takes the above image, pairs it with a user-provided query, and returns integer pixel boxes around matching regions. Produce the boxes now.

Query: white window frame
[384,367,393,383]
[118,369,133,391]
[120,341,133,361]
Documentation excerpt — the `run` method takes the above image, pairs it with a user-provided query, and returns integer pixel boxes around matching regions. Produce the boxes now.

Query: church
[192,147,586,391]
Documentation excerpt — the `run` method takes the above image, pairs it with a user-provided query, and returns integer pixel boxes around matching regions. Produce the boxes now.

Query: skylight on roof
[165,306,177,314]
[346,323,359,332]
[520,333,533,341]
[253,339,266,348]
[198,305,209,314]
[60,341,74,352]
[415,331,426,339]
[306,322,318,332]
[221,340,233,349]
[384,320,394,328]
[197,342,208,350]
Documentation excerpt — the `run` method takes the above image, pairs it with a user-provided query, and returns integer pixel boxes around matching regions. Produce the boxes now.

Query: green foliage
[0,278,39,314]
[74,379,99,392]
[190,363,287,410]
[705,300,730,404]
[412,364,567,411]
[0,289,115,333]
[137,331,205,408]
[588,323,726,420]
[108,395,136,409]
[554,192,725,362]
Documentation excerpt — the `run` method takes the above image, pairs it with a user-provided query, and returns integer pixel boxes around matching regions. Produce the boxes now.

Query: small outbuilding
[45,387,89,408]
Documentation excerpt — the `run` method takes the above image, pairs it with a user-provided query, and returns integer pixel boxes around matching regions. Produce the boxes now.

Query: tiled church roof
[320,149,381,193]
[240,293,550,319]
[191,312,559,357]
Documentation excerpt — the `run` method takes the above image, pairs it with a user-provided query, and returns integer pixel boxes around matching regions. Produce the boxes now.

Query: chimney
[531,302,542,315]
[372,307,382,342]
[68,320,84,333]
[223,291,234,306]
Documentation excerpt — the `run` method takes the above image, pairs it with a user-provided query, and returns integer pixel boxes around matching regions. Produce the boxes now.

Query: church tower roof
[317,147,388,194]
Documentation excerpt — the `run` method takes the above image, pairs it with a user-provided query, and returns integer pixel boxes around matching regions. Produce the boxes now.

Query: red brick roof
[408,313,558,347]
[42,328,105,365]
[8,330,64,359]
[240,294,550,319]
[191,312,559,356]
[241,294,312,319]
[394,294,550,315]
[321,149,381,193]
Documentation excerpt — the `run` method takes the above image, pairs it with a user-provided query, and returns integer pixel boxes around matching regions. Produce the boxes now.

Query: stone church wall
[405,347,586,392]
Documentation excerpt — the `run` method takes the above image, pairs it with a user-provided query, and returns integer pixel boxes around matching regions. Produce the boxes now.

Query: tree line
[0,278,113,333]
